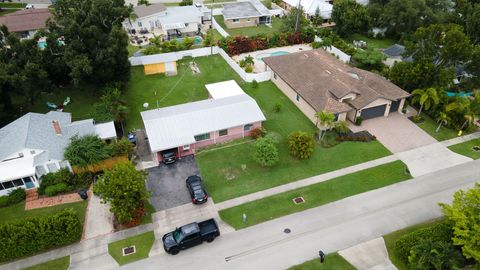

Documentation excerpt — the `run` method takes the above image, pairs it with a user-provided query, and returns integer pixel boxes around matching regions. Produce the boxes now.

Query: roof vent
[325,70,332,75]
[52,120,62,136]
[348,72,360,80]
[303,53,309,58]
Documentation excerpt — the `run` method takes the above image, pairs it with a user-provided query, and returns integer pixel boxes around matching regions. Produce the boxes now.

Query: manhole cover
[284,228,291,234]
[292,197,305,204]
[122,246,136,256]
[473,146,480,152]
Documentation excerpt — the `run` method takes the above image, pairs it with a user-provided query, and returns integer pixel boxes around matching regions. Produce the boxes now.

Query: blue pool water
[256,51,290,61]
[38,40,47,49]
[175,36,203,45]
[446,91,473,98]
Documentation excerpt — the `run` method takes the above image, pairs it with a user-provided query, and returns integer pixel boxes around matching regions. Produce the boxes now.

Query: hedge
[72,156,128,174]
[0,208,82,263]
[39,169,94,196]
[0,188,26,208]
[394,220,453,264]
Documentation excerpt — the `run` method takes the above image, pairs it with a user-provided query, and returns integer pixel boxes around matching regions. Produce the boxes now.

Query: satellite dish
[143,103,149,109]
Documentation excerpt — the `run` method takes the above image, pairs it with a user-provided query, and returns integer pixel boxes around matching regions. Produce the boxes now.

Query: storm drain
[292,197,305,204]
[122,246,136,256]
[284,228,291,234]
[473,146,480,152]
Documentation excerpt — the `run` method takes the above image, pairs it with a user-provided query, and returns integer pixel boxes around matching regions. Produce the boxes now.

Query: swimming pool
[256,51,290,61]
[446,91,473,98]
[175,36,203,45]
[38,40,47,49]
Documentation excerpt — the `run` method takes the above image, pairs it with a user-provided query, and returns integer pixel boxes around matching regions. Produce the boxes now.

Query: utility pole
[294,0,302,32]
[210,0,214,55]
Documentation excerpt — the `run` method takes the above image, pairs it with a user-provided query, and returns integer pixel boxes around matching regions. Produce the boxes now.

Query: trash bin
[78,190,88,200]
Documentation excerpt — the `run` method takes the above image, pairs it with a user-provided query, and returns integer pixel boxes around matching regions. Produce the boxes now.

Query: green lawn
[383,219,443,270]
[346,33,396,50]
[197,81,392,202]
[124,55,242,130]
[288,253,356,270]
[448,138,480,159]
[0,2,26,8]
[22,256,70,270]
[0,8,19,16]
[219,161,410,229]
[140,202,155,225]
[214,15,284,37]
[0,201,87,225]
[108,231,155,266]
[413,113,460,141]
[128,43,141,57]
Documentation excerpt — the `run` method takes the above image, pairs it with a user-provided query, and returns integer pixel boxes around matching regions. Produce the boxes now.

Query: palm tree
[411,88,440,116]
[435,111,450,133]
[315,111,335,140]
[460,111,475,131]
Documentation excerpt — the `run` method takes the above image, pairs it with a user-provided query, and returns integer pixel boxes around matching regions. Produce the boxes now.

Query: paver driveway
[349,112,437,153]
[146,155,200,211]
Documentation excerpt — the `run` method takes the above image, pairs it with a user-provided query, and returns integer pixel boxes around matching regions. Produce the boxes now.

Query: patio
[232,44,312,73]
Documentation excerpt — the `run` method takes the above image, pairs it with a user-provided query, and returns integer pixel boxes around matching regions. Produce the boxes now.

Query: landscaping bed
[219,161,410,229]
[23,256,70,270]
[108,231,155,266]
[288,253,355,270]
[196,81,392,202]
[345,33,396,50]
[214,16,284,37]
[448,138,480,159]
[411,113,461,141]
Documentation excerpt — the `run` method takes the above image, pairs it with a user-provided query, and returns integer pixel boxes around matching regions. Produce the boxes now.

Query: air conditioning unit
[183,145,190,151]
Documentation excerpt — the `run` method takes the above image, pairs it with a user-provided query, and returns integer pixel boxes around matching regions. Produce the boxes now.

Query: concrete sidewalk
[339,238,397,270]
[215,155,399,210]
[441,131,480,147]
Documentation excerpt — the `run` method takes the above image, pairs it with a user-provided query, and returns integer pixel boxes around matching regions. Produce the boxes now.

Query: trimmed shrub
[0,188,26,208]
[0,208,82,263]
[355,116,363,126]
[395,221,453,265]
[288,131,315,159]
[245,66,253,73]
[253,136,279,167]
[45,183,70,197]
[250,127,265,139]
[273,103,282,113]
[251,79,258,89]
[38,168,73,195]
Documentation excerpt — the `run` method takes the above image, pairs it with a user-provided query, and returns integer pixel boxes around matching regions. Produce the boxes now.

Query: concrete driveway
[349,112,437,153]
[146,155,200,211]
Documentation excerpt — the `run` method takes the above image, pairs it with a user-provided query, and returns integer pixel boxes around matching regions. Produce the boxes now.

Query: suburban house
[281,0,333,23]
[0,111,117,196]
[0,9,51,39]
[382,44,413,67]
[221,0,272,29]
[123,4,205,39]
[263,49,410,125]
[141,80,266,163]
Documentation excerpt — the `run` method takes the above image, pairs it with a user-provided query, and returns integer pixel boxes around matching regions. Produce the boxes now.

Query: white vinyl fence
[212,16,229,38]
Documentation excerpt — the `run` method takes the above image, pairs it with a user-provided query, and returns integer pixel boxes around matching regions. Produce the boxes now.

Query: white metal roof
[0,156,36,182]
[94,121,117,140]
[159,6,202,25]
[205,80,245,99]
[283,0,332,17]
[141,94,266,152]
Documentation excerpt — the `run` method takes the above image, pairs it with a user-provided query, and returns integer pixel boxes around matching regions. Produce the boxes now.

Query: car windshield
[163,152,174,158]
[173,228,183,243]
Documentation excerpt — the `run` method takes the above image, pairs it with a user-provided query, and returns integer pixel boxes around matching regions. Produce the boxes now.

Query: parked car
[161,150,176,165]
[186,175,208,204]
[162,219,220,255]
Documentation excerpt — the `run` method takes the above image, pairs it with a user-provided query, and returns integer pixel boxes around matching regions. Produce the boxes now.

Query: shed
[141,52,179,76]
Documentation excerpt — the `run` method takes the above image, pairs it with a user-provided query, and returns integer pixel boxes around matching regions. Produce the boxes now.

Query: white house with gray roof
[221,0,272,29]
[0,111,116,196]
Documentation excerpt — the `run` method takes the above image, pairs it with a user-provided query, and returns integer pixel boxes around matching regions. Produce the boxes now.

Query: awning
[162,22,186,30]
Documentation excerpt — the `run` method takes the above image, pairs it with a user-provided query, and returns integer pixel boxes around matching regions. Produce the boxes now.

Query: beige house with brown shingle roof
[0,9,51,39]
[263,49,410,125]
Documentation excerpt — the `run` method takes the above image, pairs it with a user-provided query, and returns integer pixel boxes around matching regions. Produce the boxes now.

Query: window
[30,150,36,155]
[244,124,253,131]
[219,129,228,136]
[334,113,339,121]
[273,73,277,79]
[13,179,24,187]
[0,183,4,190]
[194,133,211,142]
[296,94,300,101]
[232,19,240,23]
[138,22,142,27]
[183,145,190,151]
[47,162,59,173]
[185,23,189,27]
[60,161,69,169]
[247,18,251,22]
[2,181,13,189]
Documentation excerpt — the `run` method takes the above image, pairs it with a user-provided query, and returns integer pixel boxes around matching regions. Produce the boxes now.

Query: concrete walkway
[339,238,397,270]
[441,131,480,147]
[123,160,480,270]
[84,193,114,240]
[215,155,399,210]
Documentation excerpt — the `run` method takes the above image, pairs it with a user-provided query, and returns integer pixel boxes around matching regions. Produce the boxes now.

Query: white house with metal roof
[123,4,205,38]
[141,80,266,163]
[221,0,272,29]
[0,111,116,196]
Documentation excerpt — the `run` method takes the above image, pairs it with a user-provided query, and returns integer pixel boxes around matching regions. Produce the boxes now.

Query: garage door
[361,105,387,120]
[390,100,400,112]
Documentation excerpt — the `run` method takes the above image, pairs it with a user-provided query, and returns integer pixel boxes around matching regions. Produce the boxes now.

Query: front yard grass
[214,15,283,37]
[0,200,87,225]
[383,219,443,270]
[0,2,26,8]
[346,33,396,50]
[196,81,392,202]
[219,161,410,229]
[288,253,356,270]
[22,256,70,270]
[448,138,480,159]
[108,231,155,266]
[413,113,460,141]
[124,55,242,130]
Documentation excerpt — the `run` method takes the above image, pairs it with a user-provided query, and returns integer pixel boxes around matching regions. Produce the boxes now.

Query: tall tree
[411,88,440,115]
[465,3,480,44]
[315,110,335,140]
[331,0,370,36]
[441,183,480,264]
[49,0,133,85]
[281,7,308,32]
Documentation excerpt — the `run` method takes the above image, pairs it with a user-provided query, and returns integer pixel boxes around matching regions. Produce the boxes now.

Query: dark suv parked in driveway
[186,175,208,204]
[161,150,177,165]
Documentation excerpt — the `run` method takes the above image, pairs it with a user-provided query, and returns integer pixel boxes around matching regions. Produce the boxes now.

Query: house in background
[281,0,333,23]
[0,9,51,39]
[123,4,204,39]
[382,44,414,67]
[0,111,116,196]
[263,49,410,125]
[142,80,266,163]
[221,0,272,29]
